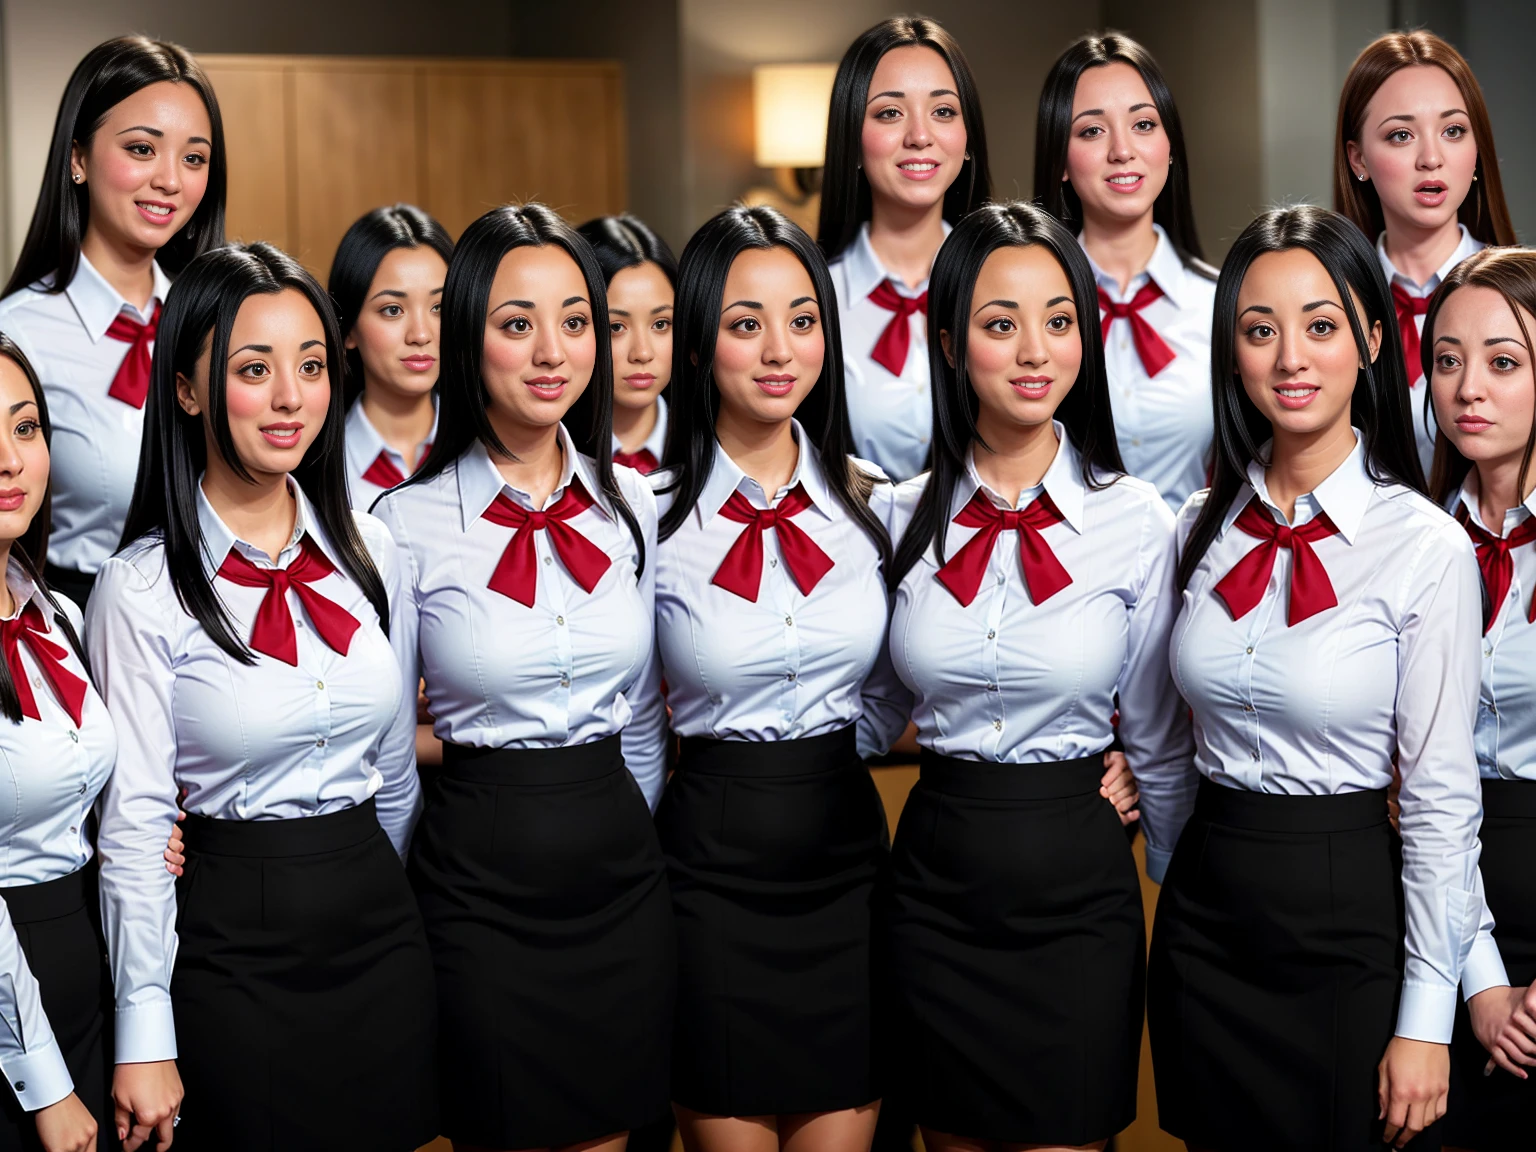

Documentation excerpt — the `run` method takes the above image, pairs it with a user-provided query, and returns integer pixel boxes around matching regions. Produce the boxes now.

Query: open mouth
[1106,173,1144,193]
[260,423,303,448]
[136,200,176,224]
[755,374,796,397]
[1274,385,1320,409]
[526,376,567,400]
[898,160,940,179]
[1414,182,1448,204]
[1011,376,1052,399]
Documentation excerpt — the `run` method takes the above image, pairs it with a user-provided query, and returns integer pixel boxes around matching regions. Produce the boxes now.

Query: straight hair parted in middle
[1175,204,1423,591]
[890,200,1125,587]
[120,241,390,663]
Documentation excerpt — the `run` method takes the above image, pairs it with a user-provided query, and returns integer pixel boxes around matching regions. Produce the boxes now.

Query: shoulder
[90,536,173,610]
[0,284,50,323]
[349,509,398,565]
[1184,256,1219,284]
[1375,484,1475,563]
[1173,487,1212,552]
[883,471,933,539]
[610,460,659,527]
[1098,472,1176,529]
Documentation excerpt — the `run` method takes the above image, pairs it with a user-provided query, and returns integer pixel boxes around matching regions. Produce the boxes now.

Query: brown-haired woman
[1423,247,1536,1152]
[1334,31,1515,478]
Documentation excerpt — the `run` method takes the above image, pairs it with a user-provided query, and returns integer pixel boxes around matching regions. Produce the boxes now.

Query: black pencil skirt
[656,726,887,1117]
[410,735,675,1148]
[1148,778,1420,1152]
[0,866,111,1152]
[886,750,1142,1146]
[1446,778,1536,1150]
[171,798,438,1152]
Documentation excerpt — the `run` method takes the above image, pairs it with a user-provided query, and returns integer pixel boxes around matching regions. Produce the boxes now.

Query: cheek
[1064,138,1097,187]
[1362,139,1416,185]
[967,335,1015,378]
[1054,333,1084,381]
[92,150,148,198]
[224,382,271,423]
[653,333,674,381]
[568,330,597,377]
[713,334,757,382]
[1493,373,1536,433]
[355,315,397,360]
[797,330,826,381]
[22,442,49,493]
[1234,342,1270,398]
[861,120,899,165]
[1316,336,1363,388]
[482,328,528,381]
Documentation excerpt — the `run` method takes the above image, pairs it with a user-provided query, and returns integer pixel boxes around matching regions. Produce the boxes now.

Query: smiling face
[1234,248,1381,440]
[1429,284,1536,477]
[346,245,447,402]
[607,261,673,412]
[712,246,824,433]
[1064,61,1171,229]
[481,244,595,436]
[0,358,49,549]
[1347,65,1477,239]
[177,289,332,481]
[71,80,213,256]
[860,45,968,219]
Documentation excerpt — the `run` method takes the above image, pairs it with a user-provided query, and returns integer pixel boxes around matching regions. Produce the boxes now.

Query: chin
[386,372,439,400]
[614,388,661,411]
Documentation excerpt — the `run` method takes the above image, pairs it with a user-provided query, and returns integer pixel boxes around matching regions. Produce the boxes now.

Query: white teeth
[900,162,936,171]
[139,203,171,216]
[1278,388,1317,398]
[1109,175,1140,184]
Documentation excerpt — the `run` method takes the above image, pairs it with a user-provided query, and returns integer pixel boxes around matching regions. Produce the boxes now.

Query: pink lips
[260,422,303,448]
[526,375,567,400]
[1414,181,1448,208]
[624,372,657,391]
[1105,172,1145,194]
[755,374,795,397]
[401,355,436,373]
[896,158,941,181]
[1011,375,1052,400]
[1455,414,1493,432]
[135,200,176,226]
[0,488,24,513]
[1273,384,1321,410]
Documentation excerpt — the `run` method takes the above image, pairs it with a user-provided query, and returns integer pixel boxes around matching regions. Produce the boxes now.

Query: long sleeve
[1393,522,1493,1043]
[620,480,667,809]
[85,557,180,1064]
[0,903,72,1110]
[856,481,913,759]
[360,514,422,857]
[1118,497,1197,885]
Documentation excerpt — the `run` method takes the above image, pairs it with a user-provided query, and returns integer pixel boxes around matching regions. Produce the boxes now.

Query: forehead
[974,243,1073,299]
[1437,283,1528,333]
[100,80,212,136]
[1237,248,1337,299]
[608,261,673,302]
[722,246,815,299]
[372,245,448,288]
[1071,61,1155,111]
[229,288,325,341]
[0,357,37,407]
[1366,64,1463,115]
[490,244,587,298]
[869,45,957,95]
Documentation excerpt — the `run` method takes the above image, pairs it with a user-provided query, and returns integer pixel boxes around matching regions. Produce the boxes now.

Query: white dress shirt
[87,479,419,1064]
[0,257,172,574]
[372,425,667,807]
[1084,225,1217,512]
[882,427,1197,882]
[1377,224,1486,477]
[0,569,114,1112]
[1170,435,1495,1042]
[344,397,439,512]
[611,394,668,466]
[829,222,949,482]
[654,426,903,757]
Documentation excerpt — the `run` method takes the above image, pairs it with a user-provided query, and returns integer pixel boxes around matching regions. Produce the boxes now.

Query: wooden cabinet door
[198,60,293,251]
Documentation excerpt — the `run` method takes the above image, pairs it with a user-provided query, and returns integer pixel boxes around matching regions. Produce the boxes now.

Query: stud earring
[72,173,83,184]
[1357,172,1367,182]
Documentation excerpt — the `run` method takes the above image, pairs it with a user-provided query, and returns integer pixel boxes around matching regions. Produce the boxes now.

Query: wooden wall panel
[199,63,292,251]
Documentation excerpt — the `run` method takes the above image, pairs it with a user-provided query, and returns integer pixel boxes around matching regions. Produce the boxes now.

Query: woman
[1034,32,1217,513]
[371,203,672,1152]
[1147,205,1490,1152]
[87,242,436,1152]
[329,203,454,509]
[1335,30,1516,477]
[817,16,991,482]
[1423,247,1536,1151]
[0,335,117,1152]
[882,201,1196,1151]
[577,214,676,475]
[0,35,225,608]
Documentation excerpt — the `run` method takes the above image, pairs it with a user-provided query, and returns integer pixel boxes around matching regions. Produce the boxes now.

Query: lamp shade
[753,63,838,169]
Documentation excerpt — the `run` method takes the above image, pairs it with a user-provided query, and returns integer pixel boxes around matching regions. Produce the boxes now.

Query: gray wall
[1463,0,1536,241]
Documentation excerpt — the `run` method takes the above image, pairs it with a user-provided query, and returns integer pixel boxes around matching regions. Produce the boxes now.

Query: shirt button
[315,680,325,691]
[786,671,796,681]
[29,677,39,689]
[68,826,77,835]
[1131,437,1142,447]
[544,556,553,566]
[1242,703,1253,712]
[13,1081,22,1092]
[556,616,565,626]
[986,629,996,640]
[1246,646,1255,655]
[1250,749,1260,761]
[78,783,86,795]
[785,615,793,626]
[68,730,78,743]
[1484,644,1493,657]
[992,719,1002,731]
[559,674,570,687]
[985,683,997,692]
[1489,704,1498,716]
[769,558,778,568]
[315,737,326,748]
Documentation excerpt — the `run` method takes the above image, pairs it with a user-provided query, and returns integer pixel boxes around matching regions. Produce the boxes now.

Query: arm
[857,478,916,759]
[0,914,73,1113]
[620,479,667,810]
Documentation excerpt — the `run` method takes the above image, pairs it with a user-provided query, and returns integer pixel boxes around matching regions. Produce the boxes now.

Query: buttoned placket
[752,480,805,725]
[519,481,578,730]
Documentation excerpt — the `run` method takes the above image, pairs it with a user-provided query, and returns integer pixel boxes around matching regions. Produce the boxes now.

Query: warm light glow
[753,63,838,169]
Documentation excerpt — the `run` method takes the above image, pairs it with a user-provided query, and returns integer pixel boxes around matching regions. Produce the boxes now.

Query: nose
[533,323,566,368]
[630,323,654,365]
[1106,125,1135,165]
[1274,325,1310,376]
[904,110,933,151]
[0,430,23,479]
[1015,323,1050,368]
[271,364,304,412]
[406,303,434,347]
[761,323,792,367]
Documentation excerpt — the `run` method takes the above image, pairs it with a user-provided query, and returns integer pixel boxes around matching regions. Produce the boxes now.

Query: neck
[1080,209,1159,295]
[1381,216,1463,287]
[867,197,949,289]
[361,383,435,470]
[715,409,799,498]
[970,413,1061,507]
[200,454,297,564]
[78,224,158,313]
[0,544,15,619]
[1264,417,1358,521]
[487,411,565,507]
[1473,453,1534,535]
[612,399,659,453]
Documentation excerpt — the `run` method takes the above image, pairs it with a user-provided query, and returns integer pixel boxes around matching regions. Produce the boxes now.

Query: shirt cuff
[1395,981,1459,1044]
[2,1035,74,1112]
[115,1002,177,1064]
[1144,844,1172,886]
[1461,936,1512,1002]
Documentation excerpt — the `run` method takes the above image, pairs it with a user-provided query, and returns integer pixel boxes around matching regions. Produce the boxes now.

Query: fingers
[1489,1040,1528,1080]
[113,1101,132,1150]
[156,1111,176,1148]
[1377,1056,1389,1121]
[123,1122,152,1152]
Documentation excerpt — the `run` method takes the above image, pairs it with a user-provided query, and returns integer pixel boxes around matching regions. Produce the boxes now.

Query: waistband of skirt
[0,863,92,924]
[1194,775,1388,833]
[440,732,623,785]
[678,725,858,778]
[182,797,381,858]
[918,748,1108,800]
[1482,776,1536,820]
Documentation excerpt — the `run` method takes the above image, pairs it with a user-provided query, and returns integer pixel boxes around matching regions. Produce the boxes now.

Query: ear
[1344,140,1368,183]
[68,140,86,185]
[175,372,202,417]
[343,329,358,352]
[1366,318,1382,365]
[689,350,698,367]
[939,329,955,369]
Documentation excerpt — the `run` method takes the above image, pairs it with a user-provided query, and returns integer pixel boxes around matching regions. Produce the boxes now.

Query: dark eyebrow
[116,125,163,137]
[974,298,1018,313]
[723,299,763,310]
[7,400,36,415]
[1046,295,1073,307]
[929,88,957,98]
[1434,334,1461,345]
[1238,305,1273,317]
[368,289,407,301]
[1129,102,1156,112]
[229,344,272,357]
[562,295,587,308]
[187,136,211,146]
[651,303,673,314]
[790,296,817,308]
[492,299,536,311]
[1485,336,1528,348]
[300,340,324,351]
[1301,299,1342,312]
[868,90,903,101]
[610,308,631,317]
[1071,107,1104,123]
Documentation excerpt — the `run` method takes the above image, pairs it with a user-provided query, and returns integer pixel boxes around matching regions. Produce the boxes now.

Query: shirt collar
[346,396,439,475]
[196,473,321,580]
[1375,224,1486,295]
[1455,470,1536,537]
[696,419,833,526]
[842,220,952,301]
[612,394,669,459]
[64,253,171,343]
[954,421,1085,532]
[1228,429,1374,544]
[456,422,611,531]
[1080,224,1191,310]
[5,558,58,626]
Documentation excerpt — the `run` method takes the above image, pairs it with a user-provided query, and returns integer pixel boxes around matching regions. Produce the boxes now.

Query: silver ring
[173,1115,181,1128]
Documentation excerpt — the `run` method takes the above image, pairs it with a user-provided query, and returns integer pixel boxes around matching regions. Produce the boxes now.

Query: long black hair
[0,334,88,721]
[816,16,991,263]
[1176,205,1422,590]
[5,35,226,298]
[657,205,890,567]
[119,242,388,663]
[400,203,646,565]
[576,214,678,288]
[328,204,455,407]
[1033,32,1208,271]
[890,201,1124,585]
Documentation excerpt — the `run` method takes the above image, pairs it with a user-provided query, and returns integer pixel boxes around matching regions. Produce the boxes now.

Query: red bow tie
[104,303,161,409]
[1097,282,1175,378]
[216,537,362,665]
[711,484,834,602]
[868,282,928,376]
[1462,512,1536,635]
[935,489,1072,607]
[1213,497,1340,626]
[1,603,86,727]
[482,480,612,607]
[1391,284,1432,386]
[613,447,659,475]
[361,442,431,490]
